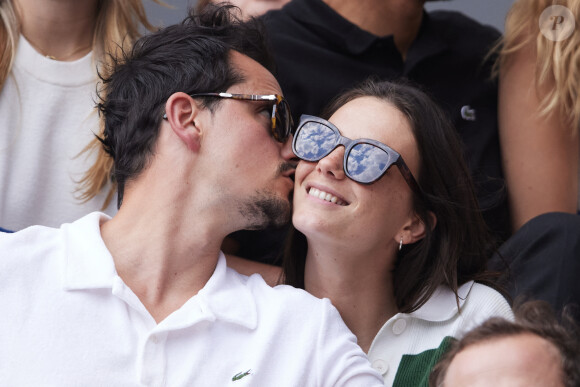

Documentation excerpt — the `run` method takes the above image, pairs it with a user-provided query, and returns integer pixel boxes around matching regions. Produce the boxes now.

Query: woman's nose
[316,146,346,180]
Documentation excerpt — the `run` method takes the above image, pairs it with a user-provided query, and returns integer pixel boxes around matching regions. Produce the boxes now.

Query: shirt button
[392,319,407,335]
[150,335,159,344]
[371,359,389,375]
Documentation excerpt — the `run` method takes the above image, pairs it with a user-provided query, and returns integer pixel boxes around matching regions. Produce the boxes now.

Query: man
[0,6,383,385]
[429,301,580,386]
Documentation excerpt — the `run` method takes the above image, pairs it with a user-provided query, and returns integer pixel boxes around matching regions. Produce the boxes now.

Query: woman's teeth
[308,188,347,205]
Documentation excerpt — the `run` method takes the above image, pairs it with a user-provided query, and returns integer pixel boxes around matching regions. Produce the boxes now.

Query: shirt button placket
[371,359,390,376]
[141,332,168,387]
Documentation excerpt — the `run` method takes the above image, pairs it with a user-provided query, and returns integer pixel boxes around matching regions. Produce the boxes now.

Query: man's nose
[281,136,298,163]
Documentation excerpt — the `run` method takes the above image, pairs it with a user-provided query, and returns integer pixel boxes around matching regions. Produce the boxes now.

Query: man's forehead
[229,50,282,94]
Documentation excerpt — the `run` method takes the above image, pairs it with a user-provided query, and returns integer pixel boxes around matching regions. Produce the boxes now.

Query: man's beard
[238,161,295,230]
[238,190,292,230]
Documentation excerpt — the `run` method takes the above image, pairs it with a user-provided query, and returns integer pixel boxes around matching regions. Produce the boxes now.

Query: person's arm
[317,300,384,386]
[225,254,282,287]
[498,43,579,231]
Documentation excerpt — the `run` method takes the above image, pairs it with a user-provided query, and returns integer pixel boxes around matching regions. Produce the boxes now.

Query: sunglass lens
[283,101,294,137]
[273,101,290,142]
[295,122,336,160]
[346,143,390,183]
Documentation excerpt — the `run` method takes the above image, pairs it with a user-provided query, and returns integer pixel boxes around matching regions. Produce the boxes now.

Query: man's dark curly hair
[97,4,274,206]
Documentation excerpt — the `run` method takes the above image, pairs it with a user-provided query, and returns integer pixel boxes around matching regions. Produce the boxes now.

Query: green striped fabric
[393,336,455,386]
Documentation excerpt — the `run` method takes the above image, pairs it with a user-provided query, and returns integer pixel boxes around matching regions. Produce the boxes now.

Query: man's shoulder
[428,10,501,52]
[261,0,330,39]
[220,270,346,343]
[429,10,501,37]
[261,0,304,25]
[215,274,382,385]
[0,223,65,287]
[244,273,332,310]
[0,223,62,255]
[0,212,106,271]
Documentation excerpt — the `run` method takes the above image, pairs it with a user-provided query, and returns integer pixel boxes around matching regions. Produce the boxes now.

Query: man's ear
[164,92,203,152]
[395,211,437,246]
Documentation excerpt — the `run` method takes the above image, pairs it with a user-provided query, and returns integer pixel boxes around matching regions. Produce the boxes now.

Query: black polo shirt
[229,0,510,263]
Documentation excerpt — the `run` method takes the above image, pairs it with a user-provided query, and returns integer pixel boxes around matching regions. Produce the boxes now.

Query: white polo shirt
[0,212,383,386]
[367,281,513,386]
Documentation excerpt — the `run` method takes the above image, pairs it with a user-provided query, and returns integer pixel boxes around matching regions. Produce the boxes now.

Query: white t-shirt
[0,36,116,232]
[0,212,383,386]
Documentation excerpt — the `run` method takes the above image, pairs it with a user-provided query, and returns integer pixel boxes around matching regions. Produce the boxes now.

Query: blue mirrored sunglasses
[292,115,422,195]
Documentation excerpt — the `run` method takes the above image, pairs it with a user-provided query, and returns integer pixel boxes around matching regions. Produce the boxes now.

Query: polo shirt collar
[282,0,448,61]
[196,253,258,330]
[405,11,449,71]
[62,212,257,329]
[409,281,475,322]
[62,212,116,290]
[283,0,388,55]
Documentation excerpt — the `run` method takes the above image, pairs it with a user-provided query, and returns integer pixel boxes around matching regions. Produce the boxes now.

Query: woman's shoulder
[458,282,514,333]
[407,281,511,324]
[464,282,512,314]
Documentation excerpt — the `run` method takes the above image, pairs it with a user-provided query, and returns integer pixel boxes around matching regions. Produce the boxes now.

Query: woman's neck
[15,0,98,61]
[304,242,399,353]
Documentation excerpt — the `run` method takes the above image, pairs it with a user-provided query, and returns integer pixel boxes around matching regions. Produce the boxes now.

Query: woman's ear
[164,92,202,152]
[396,211,437,246]
[426,211,437,231]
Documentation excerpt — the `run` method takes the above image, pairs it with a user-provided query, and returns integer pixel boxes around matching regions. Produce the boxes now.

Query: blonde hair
[0,0,18,88]
[0,0,166,208]
[497,0,580,133]
[78,0,167,208]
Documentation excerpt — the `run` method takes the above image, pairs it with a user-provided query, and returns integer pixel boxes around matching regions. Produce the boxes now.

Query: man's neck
[322,0,424,58]
[100,176,227,323]
[14,0,97,61]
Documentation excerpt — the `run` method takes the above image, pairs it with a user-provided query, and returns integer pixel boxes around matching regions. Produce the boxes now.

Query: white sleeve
[315,298,384,387]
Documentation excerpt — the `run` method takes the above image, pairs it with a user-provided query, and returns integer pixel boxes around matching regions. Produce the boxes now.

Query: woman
[496,0,579,230]
[284,80,513,385]
[0,0,162,232]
